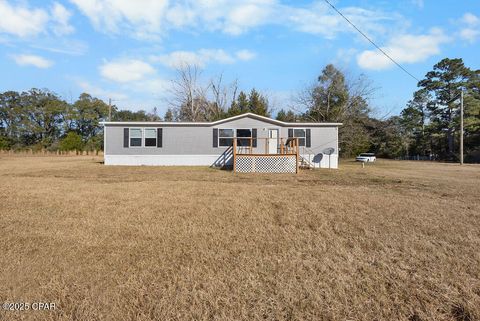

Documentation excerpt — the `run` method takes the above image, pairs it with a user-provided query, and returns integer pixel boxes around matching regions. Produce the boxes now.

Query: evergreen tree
[276,109,287,121]
[276,109,298,122]
[297,64,374,157]
[308,64,350,122]
[400,89,431,156]
[227,100,241,117]
[237,91,249,114]
[248,88,269,116]
[164,108,175,121]
[463,69,480,161]
[418,58,474,159]
[148,107,162,121]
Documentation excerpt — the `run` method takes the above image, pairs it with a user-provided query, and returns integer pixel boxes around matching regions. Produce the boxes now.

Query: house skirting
[302,154,339,169]
[104,154,338,168]
[104,155,223,166]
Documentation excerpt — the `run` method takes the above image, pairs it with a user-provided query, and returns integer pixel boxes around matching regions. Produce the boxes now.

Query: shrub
[0,135,12,150]
[59,132,84,151]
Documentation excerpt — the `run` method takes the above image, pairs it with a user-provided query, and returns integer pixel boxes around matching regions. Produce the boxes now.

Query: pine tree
[418,58,474,158]
[237,91,249,114]
[276,109,287,121]
[227,100,241,117]
[248,89,269,116]
[276,109,298,122]
[400,89,431,156]
[164,108,174,121]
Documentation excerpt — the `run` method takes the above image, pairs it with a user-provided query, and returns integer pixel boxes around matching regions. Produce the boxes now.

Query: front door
[268,129,278,154]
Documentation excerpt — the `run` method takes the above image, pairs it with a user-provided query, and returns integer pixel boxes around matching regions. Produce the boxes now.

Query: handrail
[230,137,301,155]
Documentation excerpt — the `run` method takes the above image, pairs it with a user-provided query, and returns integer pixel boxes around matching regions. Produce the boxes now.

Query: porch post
[296,138,299,174]
[233,138,237,173]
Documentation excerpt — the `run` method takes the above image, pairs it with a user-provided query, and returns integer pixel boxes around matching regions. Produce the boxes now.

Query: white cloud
[0,0,75,43]
[51,2,74,35]
[152,48,256,68]
[357,28,450,70]
[463,12,480,25]
[77,80,128,101]
[30,39,88,56]
[100,59,156,83]
[131,78,170,94]
[285,3,396,39]
[223,1,275,35]
[411,0,424,9]
[0,0,49,37]
[12,54,53,68]
[458,13,480,43]
[69,0,274,37]
[76,76,168,104]
[69,0,169,38]
[236,49,256,61]
[69,0,401,40]
[334,48,358,64]
[163,0,277,35]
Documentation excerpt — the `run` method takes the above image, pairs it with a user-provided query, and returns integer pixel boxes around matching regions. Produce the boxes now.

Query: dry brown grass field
[0,156,479,321]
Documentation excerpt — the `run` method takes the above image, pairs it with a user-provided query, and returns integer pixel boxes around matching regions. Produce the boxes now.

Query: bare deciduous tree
[168,64,209,121]
[168,63,238,121]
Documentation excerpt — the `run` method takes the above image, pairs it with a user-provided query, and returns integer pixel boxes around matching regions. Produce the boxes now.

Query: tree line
[1,58,479,161]
[0,65,272,152]
[274,58,479,161]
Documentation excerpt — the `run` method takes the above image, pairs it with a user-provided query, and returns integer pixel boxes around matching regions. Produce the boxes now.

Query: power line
[323,0,420,82]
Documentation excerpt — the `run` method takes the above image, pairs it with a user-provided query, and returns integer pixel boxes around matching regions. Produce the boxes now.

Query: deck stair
[299,155,314,170]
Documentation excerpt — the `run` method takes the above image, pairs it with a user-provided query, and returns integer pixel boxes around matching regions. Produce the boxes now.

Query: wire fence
[0,149,104,156]
[395,155,437,161]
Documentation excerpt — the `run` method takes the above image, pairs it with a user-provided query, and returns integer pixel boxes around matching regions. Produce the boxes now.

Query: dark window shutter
[252,129,257,147]
[288,128,293,137]
[157,128,162,147]
[306,129,311,148]
[213,128,218,147]
[123,128,129,148]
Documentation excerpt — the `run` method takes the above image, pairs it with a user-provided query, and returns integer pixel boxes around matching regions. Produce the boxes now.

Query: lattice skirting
[235,155,297,173]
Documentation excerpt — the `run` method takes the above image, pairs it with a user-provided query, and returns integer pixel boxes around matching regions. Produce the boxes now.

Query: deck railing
[232,137,300,155]
[232,137,300,173]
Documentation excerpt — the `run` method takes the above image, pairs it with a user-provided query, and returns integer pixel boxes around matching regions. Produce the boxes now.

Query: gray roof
[101,112,343,127]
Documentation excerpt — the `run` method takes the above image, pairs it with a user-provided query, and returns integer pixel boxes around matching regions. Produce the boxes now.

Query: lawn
[0,156,479,321]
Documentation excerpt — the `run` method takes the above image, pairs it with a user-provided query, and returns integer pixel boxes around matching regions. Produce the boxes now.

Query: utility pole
[108,98,112,121]
[460,90,464,165]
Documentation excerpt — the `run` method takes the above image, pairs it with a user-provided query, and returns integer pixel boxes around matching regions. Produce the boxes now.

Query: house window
[293,129,306,146]
[144,128,157,147]
[236,129,252,146]
[130,128,142,147]
[218,129,234,147]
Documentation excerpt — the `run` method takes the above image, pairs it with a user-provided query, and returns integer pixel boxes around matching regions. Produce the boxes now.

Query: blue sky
[1,0,479,117]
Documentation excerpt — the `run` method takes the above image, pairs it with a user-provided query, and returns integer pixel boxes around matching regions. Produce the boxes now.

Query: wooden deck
[233,137,300,173]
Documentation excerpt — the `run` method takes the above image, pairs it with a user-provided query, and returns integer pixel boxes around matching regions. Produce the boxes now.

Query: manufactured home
[102,113,341,173]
